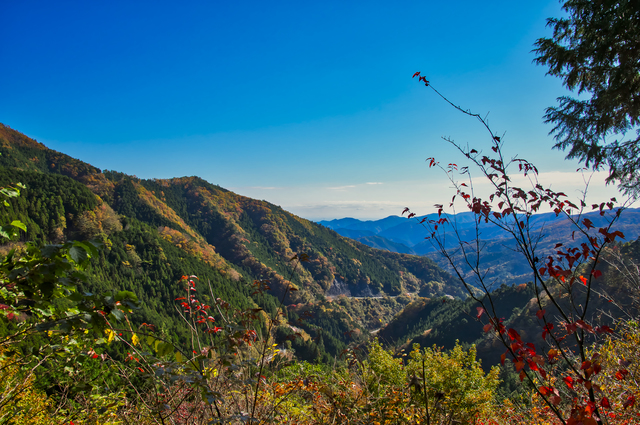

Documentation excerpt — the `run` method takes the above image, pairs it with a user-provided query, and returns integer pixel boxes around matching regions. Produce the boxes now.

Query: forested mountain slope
[0,123,465,361]
[376,235,640,367]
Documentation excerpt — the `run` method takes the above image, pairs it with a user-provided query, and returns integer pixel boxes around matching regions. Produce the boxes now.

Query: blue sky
[1,1,628,220]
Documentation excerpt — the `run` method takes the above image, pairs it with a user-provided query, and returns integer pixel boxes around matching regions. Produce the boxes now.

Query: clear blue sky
[0,1,627,220]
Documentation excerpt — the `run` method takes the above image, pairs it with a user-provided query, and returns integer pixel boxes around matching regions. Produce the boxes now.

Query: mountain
[319,210,640,286]
[380,236,640,367]
[318,215,408,234]
[0,123,466,362]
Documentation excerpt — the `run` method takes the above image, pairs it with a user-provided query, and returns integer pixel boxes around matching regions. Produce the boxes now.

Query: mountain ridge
[0,123,467,362]
[320,209,640,286]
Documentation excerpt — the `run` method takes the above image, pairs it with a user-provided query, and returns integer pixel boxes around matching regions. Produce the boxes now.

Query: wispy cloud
[326,185,356,190]
[286,200,407,221]
[366,182,384,185]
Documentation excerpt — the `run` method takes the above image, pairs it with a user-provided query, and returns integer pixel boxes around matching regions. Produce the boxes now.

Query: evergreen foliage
[534,0,640,195]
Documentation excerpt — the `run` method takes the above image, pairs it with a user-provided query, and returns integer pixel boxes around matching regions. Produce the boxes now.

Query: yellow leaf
[132,333,140,346]
[105,329,115,344]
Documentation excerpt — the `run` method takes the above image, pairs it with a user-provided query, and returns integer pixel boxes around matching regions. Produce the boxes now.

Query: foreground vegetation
[0,221,638,424]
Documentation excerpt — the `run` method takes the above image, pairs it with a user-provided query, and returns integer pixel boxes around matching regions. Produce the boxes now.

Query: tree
[411,73,637,424]
[534,0,640,196]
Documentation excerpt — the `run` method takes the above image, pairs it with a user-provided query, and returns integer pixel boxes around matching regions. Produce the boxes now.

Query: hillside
[376,236,640,367]
[0,123,466,362]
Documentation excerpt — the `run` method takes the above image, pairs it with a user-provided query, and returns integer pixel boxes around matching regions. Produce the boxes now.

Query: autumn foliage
[405,73,640,424]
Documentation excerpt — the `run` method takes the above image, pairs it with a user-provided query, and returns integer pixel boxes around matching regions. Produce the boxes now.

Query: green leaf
[175,351,183,363]
[10,220,26,232]
[157,342,174,357]
[110,309,124,321]
[74,241,98,258]
[41,245,61,259]
[115,290,138,303]
[67,292,83,302]
[69,245,88,264]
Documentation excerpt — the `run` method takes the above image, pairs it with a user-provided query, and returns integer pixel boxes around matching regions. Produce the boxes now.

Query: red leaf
[539,386,552,396]
[615,369,629,380]
[575,320,594,333]
[623,395,635,408]
[549,395,561,405]
[483,323,492,333]
[476,307,485,319]
[563,376,574,389]
[536,309,546,320]
[591,269,602,279]
[601,397,611,409]
[508,328,521,342]
[579,275,588,285]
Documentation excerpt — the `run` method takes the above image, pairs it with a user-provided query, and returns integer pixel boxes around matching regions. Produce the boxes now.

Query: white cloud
[326,185,356,190]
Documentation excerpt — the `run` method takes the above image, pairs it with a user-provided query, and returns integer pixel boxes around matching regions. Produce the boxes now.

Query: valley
[1,123,639,423]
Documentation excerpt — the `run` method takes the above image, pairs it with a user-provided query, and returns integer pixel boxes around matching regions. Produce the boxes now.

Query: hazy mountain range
[320,208,640,286]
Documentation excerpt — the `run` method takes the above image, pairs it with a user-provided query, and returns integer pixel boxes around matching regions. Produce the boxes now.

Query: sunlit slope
[0,122,468,361]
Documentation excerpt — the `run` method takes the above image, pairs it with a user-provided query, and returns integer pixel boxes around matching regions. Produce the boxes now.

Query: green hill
[0,122,466,362]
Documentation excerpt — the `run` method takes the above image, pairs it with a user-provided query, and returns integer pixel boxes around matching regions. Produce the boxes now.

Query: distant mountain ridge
[319,208,640,286]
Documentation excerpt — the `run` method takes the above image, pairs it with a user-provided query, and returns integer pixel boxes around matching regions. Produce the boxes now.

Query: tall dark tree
[534,0,640,196]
